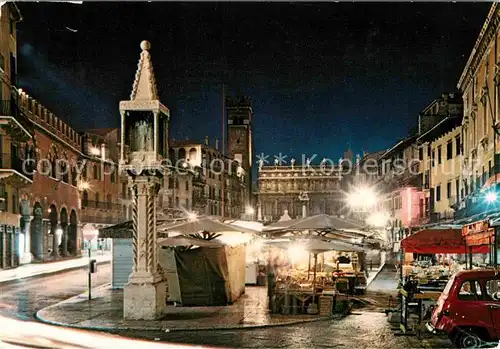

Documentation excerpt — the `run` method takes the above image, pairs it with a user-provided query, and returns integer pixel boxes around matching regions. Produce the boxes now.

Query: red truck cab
[427,269,500,348]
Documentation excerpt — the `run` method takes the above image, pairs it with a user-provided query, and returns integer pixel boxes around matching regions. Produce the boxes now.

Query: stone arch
[60,207,69,256]
[18,199,31,264]
[30,202,44,260]
[178,148,186,160]
[68,209,78,256]
[188,147,197,162]
[49,203,58,257]
[93,163,99,179]
[169,148,175,162]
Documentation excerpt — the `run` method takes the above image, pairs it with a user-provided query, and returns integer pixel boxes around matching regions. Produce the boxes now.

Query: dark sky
[16,2,491,163]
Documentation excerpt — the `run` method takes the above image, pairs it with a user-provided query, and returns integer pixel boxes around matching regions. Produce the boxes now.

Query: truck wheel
[453,330,482,349]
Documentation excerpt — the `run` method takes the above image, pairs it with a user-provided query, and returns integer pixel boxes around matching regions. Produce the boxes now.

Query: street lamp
[82,226,98,300]
[485,191,497,204]
[245,206,255,220]
[347,186,377,210]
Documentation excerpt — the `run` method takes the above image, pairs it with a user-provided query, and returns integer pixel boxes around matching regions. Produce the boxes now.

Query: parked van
[427,269,500,348]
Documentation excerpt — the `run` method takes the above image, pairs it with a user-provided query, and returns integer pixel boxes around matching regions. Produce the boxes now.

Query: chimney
[204,136,209,146]
[215,138,219,150]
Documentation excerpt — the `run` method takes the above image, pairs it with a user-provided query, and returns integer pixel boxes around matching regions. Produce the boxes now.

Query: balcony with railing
[0,152,34,186]
[81,200,123,211]
[79,212,127,225]
[0,99,33,141]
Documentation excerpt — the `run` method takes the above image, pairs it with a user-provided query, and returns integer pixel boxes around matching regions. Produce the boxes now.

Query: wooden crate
[319,295,334,316]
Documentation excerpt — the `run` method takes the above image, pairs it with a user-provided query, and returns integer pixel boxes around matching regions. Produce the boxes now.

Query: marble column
[20,216,33,264]
[50,221,59,258]
[124,175,167,320]
[61,223,69,256]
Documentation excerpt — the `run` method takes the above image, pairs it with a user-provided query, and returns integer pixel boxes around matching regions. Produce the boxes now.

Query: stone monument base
[124,281,167,320]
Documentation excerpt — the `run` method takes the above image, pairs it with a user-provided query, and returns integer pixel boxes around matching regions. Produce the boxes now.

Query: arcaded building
[257,161,344,222]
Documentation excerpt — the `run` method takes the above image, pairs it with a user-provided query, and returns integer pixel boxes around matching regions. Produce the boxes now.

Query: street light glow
[187,212,197,221]
[246,206,255,215]
[78,181,90,191]
[89,147,100,156]
[486,192,497,203]
[347,186,378,209]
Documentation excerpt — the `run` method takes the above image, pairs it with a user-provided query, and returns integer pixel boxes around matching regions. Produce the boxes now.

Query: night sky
[16,2,491,163]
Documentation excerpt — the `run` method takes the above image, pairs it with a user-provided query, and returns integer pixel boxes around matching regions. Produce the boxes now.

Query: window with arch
[71,166,77,186]
[168,177,174,189]
[110,169,116,183]
[189,148,197,162]
[82,190,89,207]
[60,157,69,183]
[107,194,112,209]
[95,192,100,208]
[93,164,99,180]
[50,154,57,179]
[185,180,189,191]
[178,148,186,160]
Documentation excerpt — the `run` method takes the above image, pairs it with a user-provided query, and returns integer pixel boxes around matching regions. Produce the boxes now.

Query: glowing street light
[77,180,90,191]
[187,212,197,221]
[347,186,378,210]
[89,147,101,156]
[485,191,498,204]
[246,206,255,215]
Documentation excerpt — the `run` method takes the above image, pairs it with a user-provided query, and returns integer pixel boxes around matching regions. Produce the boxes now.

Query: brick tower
[226,95,253,207]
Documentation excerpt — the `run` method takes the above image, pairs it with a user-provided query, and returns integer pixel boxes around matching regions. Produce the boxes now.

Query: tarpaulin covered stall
[401,227,489,254]
[160,246,232,307]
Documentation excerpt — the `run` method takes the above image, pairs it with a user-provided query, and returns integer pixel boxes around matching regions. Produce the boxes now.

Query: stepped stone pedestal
[124,281,167,320]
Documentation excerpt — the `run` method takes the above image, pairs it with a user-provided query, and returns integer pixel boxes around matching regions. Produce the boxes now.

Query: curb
[365,262,386,289]
[35,312,336,332]
[36,286,340,332]
[0,259,111,285]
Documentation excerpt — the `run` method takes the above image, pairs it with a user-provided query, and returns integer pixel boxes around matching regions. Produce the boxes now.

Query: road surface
[0,263,111,320]
[0,264,453,348]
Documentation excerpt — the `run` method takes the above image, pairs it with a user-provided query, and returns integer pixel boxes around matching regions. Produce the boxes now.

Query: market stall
[265,236,365,315]
[398,226,488,334]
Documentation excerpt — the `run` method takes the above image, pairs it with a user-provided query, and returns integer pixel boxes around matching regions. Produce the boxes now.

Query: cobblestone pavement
[112,267,452,348]
[36,286,330,331]
[122,311,451,348]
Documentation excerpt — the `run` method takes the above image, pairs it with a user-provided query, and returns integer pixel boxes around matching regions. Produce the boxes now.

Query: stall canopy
[264,236,365,253]
[157,235,224,248]
[263,214,366,234]
[158,216,259,235]
[401,226,489,254]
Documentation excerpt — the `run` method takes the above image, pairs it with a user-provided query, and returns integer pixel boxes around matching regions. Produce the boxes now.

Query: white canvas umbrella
[157,235,224,248]
[158,216,259,235]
